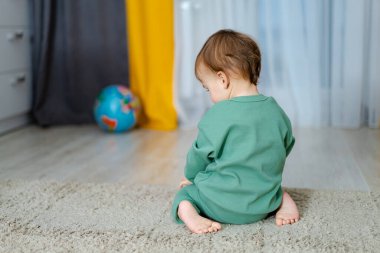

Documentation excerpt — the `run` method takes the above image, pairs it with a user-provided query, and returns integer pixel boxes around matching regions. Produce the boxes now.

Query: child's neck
[228,79,259,99]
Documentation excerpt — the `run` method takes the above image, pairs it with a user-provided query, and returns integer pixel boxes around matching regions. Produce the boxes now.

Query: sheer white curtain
[329,0,380,128]
[174,0,380,128]
[258,0,327,127]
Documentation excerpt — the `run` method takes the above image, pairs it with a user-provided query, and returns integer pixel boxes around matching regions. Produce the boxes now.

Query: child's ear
[217,71,230,89]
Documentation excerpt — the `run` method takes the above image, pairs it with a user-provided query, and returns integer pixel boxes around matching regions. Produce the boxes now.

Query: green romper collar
[230,94,269,102]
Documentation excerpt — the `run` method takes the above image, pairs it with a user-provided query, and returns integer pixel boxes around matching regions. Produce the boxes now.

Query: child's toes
[209,225,218,232]
[212,222,222,231]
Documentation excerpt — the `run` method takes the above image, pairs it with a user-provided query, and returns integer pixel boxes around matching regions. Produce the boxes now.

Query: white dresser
[0,0,31,134]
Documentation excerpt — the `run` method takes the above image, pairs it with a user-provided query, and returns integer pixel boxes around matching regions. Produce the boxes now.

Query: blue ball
[94,85,140,132]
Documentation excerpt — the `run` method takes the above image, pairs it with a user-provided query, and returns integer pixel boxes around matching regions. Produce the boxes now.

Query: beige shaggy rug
[0,180,379,253]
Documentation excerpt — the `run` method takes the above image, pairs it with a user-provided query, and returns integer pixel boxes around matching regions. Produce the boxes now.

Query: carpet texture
[0,180,379,252]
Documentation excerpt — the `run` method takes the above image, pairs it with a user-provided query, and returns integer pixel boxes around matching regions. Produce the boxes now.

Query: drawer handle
[6,31,24,41]
[10,74,26,86]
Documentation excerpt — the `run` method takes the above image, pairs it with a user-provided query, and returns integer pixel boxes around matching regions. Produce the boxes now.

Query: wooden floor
[0,125,379,192]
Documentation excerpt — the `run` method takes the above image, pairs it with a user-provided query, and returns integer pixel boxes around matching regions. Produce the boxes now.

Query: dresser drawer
[0,29,30,73]
[0,70,31,120]
[0,0,29,27]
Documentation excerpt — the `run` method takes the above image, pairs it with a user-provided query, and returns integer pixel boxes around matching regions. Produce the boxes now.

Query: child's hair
[195,29,261,85]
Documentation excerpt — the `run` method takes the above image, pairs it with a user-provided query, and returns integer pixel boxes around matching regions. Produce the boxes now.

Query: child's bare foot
[178,200,222,234]
[275,191,299,226]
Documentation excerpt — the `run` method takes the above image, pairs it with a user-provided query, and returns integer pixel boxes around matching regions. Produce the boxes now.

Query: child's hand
[179,177,192,189]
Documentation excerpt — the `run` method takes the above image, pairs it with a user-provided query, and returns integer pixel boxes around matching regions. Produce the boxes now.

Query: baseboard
[0,113,31,135]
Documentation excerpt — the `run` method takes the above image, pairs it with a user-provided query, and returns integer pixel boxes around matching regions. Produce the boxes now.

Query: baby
[171,29,299,234]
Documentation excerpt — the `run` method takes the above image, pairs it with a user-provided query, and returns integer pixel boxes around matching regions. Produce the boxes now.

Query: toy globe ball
[94,85,140,132]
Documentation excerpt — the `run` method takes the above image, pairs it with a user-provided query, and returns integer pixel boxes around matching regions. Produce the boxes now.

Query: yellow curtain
[125,0,177,130]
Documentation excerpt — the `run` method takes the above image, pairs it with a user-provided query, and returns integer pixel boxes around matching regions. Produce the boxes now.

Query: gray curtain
[30,0,129,126]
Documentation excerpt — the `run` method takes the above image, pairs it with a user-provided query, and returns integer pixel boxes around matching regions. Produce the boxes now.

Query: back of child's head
[195,29,261,85]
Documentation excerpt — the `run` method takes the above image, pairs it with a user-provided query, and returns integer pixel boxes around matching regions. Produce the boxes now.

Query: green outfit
[171,94,295,224]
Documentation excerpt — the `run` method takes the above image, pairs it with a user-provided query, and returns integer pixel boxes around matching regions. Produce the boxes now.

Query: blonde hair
[195,29,261,85]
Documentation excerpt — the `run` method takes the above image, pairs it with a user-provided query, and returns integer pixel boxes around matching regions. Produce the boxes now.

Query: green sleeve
[184,127,215,183]
[284,118,295,157]
[278,103,295,157]
[285,131,295,157]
